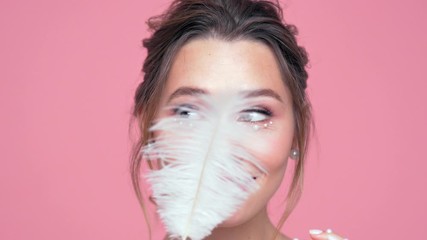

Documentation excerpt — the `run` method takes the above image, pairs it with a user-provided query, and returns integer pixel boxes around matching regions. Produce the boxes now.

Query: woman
[129,0,347,239]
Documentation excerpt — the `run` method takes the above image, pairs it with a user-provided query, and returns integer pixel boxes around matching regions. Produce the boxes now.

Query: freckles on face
[157,37,295,226]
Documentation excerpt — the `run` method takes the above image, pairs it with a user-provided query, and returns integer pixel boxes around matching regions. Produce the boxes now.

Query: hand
[293,228,348,240]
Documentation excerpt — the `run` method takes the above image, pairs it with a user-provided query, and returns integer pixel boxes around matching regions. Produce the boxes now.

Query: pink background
[1,0,426,239]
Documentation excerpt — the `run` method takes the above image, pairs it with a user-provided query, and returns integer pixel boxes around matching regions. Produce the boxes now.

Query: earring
[290,148,299,160]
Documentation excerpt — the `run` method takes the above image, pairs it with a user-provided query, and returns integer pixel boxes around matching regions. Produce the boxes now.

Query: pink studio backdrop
[1,0,426,239]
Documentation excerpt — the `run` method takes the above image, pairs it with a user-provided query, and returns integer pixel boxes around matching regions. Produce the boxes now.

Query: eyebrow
[167,86,283,102]
[167,87,208,102]
[242,89,283,102]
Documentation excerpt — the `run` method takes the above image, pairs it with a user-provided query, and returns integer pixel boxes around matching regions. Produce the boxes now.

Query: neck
[204,207,284,240]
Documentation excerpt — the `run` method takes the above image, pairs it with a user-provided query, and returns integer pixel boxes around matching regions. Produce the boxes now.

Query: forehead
[163,38,290,100]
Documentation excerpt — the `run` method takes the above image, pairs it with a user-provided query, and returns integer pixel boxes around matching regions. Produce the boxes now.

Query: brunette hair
[129,0,313,239]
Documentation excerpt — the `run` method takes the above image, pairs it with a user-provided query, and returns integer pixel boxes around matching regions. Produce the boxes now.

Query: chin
[217,181,269,228]
[216,204,253,228]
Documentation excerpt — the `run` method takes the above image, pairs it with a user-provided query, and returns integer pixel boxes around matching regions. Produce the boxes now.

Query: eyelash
[170,104,273,124]
[171,104,200,119]
[238,107,272,123]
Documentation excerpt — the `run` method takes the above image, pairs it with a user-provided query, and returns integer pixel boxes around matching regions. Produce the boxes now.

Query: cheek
[251,127,294,171]
[219,126,293,227]
[251,131,291,203]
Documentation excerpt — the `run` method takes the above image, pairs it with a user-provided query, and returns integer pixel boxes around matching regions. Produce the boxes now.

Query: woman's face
[155,38,295,226]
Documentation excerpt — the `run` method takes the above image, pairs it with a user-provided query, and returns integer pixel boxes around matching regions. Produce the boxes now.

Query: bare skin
[157,38,347,240]
[157,38,292,240]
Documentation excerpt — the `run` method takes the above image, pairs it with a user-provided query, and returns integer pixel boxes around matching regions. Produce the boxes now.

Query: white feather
[141,92,268,240]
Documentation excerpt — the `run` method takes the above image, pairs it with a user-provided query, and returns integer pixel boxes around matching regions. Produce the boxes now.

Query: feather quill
[140,92,268,240]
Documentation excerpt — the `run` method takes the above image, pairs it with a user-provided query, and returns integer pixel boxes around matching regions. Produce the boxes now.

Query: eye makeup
[237,105,275,131]
[237,107,273,122]
[167,101,276,133]
[170,103,200,120]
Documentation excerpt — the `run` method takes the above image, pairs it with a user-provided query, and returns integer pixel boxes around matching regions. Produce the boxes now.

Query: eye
[172,104,200,119]
[237,108,272,123]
